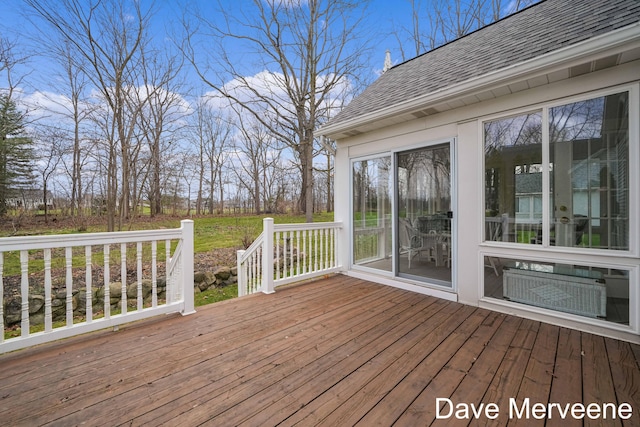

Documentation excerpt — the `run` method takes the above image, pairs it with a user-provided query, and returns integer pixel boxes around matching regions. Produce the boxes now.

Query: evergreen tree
[0,94,34,215]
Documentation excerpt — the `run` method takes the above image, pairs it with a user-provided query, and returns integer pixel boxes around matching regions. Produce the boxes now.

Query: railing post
[262,218,275,294]
[181,219,196,315]
[236,249,246,297]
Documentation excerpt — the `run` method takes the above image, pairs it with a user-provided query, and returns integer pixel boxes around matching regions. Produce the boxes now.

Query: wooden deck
[1,275,639,426]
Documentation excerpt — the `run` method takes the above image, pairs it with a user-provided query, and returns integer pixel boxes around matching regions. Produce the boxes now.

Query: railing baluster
[275,231,281,280]
[302,230,309,274]
[327,228,332,268]
[331,227,336,268]
[104,244,110,320]
[165,239,171,303]
[295,229,300,275]
[85,246,92,323]
[137,242,143,311]
[252,250,258,293]
[250,253,255,294]
[152,241,157,307]
[320,228,327,270]
[314,229,319,272]
[252,249,256,293]
[20,251,29,337]
[288,231,294,278]
[121,243,127,315]
[282,232,287,278]
[65,247,73,327]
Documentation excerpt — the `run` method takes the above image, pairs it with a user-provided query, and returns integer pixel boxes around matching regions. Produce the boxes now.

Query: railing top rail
[273,221,343,232]
[0,227,184,252]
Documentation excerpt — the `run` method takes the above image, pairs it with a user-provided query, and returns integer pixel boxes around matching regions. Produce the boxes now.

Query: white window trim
[479,83,639,259]
[348,137,458,293]
[349,153,394,278]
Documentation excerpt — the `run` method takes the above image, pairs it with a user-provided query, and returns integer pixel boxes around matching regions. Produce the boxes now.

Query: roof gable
[323,0,640,137]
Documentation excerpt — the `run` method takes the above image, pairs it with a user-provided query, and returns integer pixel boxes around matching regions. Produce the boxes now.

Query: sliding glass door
[396,144,453,286]
[351,142,454,288]
[352,156,392,272]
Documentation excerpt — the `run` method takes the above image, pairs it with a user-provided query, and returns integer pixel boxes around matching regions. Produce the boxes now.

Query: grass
[195,284,238,306]
[0,212,334,275]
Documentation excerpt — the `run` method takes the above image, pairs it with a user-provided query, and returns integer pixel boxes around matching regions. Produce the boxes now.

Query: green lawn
[0,212,334,276]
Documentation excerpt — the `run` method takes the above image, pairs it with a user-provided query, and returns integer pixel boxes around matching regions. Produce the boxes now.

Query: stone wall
[3,267,238,328]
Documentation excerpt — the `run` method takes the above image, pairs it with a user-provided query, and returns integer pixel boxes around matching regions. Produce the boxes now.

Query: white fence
[0,220,195,354]
[237,218,343,296]
[485,214,541,243]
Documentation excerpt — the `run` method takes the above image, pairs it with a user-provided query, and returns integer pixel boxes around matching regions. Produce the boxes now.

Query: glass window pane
[484,112,542,244]
[483,256,629,325]
[352,157,392,270]
[397,145,452,285]
[549,92,629,250]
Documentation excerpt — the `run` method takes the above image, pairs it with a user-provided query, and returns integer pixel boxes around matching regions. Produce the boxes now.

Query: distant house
[319,0,640,342]
[5,189,54,211]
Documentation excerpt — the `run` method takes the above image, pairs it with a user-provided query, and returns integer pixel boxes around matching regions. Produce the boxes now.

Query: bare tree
[136,45,185,217]
[186,99,233,215]
[0,36,29,102]
[26,0,155,231]
[182,0,369,222]
[233,119,285,215]
[30,40,96,218]
[33,128,65,222]
[394,0,540,60]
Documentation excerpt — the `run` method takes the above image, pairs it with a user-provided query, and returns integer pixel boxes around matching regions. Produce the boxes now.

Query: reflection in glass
[484,112,542,243]
[397,145,452,285]
[352,157,392,271]
[483,256,629,325]
[550,92,629,250]
[483,91,630,251]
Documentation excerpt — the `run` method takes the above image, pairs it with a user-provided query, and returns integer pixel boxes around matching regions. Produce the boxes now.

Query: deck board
[1,275,639,426]
[547,328,583,427]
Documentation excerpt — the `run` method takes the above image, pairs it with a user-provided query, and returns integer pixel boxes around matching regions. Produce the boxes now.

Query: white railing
[236,218,343,296]
[0,220,195,354]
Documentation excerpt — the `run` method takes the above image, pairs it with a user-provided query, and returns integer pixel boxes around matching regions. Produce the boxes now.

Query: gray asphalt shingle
[329,0,640,127]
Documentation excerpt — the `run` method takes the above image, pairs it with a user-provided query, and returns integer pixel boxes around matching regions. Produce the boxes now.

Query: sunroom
[319,0,640,342]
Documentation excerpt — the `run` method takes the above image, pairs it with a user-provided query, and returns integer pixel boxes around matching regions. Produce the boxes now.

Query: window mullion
[541,106,550,247]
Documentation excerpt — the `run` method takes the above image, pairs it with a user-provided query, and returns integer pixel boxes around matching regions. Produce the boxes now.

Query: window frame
[349,152,394,276]
[480,84,639,259]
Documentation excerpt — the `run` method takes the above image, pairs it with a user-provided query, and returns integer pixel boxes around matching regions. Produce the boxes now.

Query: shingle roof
[328,0,640,128]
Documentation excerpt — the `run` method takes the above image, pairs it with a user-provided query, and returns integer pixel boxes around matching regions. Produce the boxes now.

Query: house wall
[335,59,640,342]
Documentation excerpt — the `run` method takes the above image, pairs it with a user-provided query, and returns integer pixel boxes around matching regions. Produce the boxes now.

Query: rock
[127,283,138,299]
[76,290,88,311]
[29,312,45,326]
[141,279,153,297]
[29,295,45,314]
[109,282,123,299]
[214,267,232,281]
[194,271,208,283]
[3,296,21,326]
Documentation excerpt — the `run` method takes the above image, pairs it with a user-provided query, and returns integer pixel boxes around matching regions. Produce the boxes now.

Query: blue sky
[1,0,413,96]
[1,0,528,126]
